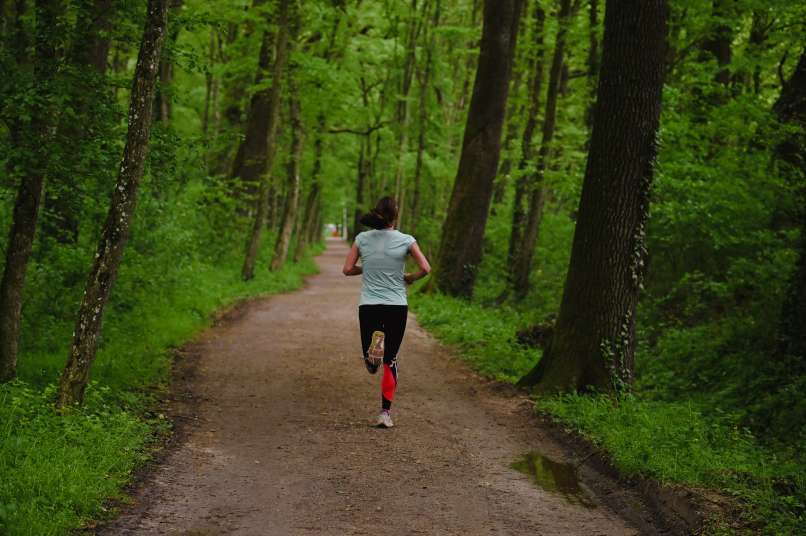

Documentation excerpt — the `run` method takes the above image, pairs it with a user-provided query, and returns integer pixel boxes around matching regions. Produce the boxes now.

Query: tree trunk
[433,0,524,298]
[502,2,545,303]
[70,0,114,75]
[0,0,64,383]
[510,0,570,301]
[202,28,215,135]
[585,0,599,128]
[351,137,369,240]
[270,80,303,271]
[774,48,806,360]
[411,0,440,235]
[492,0,530,209]
[241,0,291,281]
[153,0,183,122]
[56,0,169,405]
[518,0,668,392]
[393,0,425,229]
[702,0,733,87]
[294,114,324,262]
[41,0,116,244]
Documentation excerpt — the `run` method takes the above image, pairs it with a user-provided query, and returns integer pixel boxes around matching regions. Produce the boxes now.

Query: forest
[0,0,804,534]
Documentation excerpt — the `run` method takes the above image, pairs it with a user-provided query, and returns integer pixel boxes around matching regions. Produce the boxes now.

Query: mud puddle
[511,451,598,509]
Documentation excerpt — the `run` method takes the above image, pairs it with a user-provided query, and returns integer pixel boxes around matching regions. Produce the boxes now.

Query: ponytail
[359,196,398,230]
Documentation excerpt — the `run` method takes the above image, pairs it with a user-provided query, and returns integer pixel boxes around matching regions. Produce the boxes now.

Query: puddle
[510,451,597,509]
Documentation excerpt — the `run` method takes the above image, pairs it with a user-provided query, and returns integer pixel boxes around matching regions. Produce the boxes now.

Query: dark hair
[359,196,398,230]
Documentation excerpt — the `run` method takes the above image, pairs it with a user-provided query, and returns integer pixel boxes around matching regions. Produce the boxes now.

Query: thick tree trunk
[56,0,168,405]
[241,0,291,281]
[270,83,303,271]
[434,0,524,298]
[502,2,545,302]
[518,0,668,392]
[510,0,570,301]
[0,0,64,383]
[228,0,271,192]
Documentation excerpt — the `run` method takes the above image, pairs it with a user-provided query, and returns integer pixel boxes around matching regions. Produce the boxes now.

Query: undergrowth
[0,244,322,536]
[410,290,805,535]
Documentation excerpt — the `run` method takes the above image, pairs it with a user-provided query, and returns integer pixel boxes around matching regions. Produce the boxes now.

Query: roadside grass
[0,244,322,536]
[410,290,805,535]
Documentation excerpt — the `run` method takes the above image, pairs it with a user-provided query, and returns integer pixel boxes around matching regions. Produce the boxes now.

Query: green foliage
[409,289,537,382]
[538,394,805,535]
[0,382,151,536]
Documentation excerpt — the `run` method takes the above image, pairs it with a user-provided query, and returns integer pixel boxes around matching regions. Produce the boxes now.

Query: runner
[342,196,431,428]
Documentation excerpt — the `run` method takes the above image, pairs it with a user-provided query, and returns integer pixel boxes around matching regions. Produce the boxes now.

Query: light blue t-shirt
[355,229,416,306]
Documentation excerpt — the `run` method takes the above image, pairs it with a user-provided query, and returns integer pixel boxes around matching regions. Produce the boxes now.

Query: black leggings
[358,305,408,410]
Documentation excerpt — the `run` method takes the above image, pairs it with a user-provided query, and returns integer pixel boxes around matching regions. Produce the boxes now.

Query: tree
[774,48,806,363]
[0,0,66,382]
[508,0,572,301]
[433,0,525,298]
[57,0,169,406]
[270,73,303,271]
[518,0,668,392]
[228,0,274,199]
[241,0,291,281]
[501,0,550,302]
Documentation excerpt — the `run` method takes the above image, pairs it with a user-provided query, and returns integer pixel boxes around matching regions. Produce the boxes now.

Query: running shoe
[363,356,379,374]
[376,410,394,428]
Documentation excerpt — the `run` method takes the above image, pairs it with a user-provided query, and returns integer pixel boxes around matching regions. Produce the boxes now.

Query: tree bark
[411,0,440,235]
[585,0,599,128]
[510,0,570,301]
[270,77,303,271]
[56,0,169,405]
[702,0,733,87]
[518,0,668,392]
[294,114,323,262]
[70,0,114,75]
[241,0,291,281]
[154,0,183,122]
[41,0,116,244]
[774,48,806,361]
[0,0,64,383]
[502,2,545,303]
[433,0,524,298]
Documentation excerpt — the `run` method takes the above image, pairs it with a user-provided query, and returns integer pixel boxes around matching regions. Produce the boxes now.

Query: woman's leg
[358,305,382,357]
[380,305,408,411]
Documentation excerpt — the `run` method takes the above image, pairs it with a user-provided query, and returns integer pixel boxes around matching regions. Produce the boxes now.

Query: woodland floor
[98,239,671,536]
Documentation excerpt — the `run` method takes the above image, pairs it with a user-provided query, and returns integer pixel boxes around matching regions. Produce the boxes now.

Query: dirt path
[102,239,666,536]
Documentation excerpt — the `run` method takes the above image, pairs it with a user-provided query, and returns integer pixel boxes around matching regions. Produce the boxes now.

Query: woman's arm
[404,242,431,284]
[342,242,363,276]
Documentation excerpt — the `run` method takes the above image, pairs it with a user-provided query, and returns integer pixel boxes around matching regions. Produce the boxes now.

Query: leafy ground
[0,244,322,536]
[409,289,805,535]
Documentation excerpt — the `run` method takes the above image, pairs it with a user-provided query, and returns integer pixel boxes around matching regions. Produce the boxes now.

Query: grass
[409,289,805,535]
[0,244,323,536]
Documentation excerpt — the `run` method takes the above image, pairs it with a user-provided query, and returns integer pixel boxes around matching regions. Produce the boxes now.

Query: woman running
[342,196,431,428]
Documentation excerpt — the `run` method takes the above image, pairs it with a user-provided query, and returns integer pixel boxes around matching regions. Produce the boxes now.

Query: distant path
[102,238,663,535]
